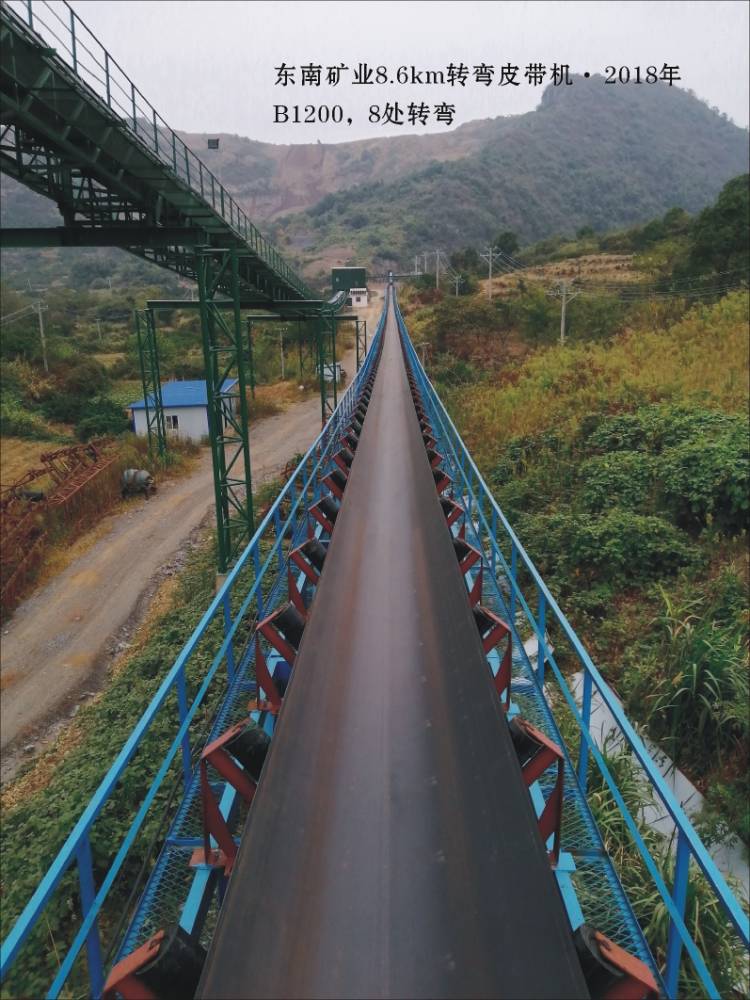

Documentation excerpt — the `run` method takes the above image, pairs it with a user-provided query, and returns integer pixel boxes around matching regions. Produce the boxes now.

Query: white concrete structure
[129,379,238,443]
[349,287,368,307]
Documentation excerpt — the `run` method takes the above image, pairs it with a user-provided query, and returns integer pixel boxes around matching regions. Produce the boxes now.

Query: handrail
[0,0,314,299]
[0,300,387,996]
[393,292,749,998]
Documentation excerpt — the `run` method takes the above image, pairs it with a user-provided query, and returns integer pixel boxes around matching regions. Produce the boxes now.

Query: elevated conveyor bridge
[0,288,747,1000]
[0,0,355,569]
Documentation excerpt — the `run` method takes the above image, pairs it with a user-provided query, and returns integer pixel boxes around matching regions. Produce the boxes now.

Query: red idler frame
[425,446,443,470]
[422,429,438,451]
[472,604,513,709]
[440,495,465,530]
[453,537,483,606]
[190,721,261,873]
[103,926,206,998]
[574,925,659,1000]
[432,465,452,496]
[333,446,355,477]
[252,601,307,710]
[103,932,162,999]
[309,495,340,535]
[322,466,348,501]
[287,537,327,614]
[340,428,360,452]
[508,716,565,866]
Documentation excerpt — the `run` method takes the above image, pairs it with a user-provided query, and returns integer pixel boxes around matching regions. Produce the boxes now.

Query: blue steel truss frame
[0,308,386,1000]
[394,295,749,999]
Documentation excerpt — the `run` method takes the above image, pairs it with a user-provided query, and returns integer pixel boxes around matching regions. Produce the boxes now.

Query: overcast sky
[67,0,749,143]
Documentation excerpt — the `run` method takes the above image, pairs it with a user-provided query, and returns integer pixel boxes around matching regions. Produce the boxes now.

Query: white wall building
[129,379,238,443]
[349,287,368,307]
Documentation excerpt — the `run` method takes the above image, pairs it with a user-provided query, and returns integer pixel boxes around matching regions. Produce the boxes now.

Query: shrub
[518,508,697,589]
[579,451,655,512]
[58,357,110,396]
[583,405,743,456]
[75,396,129,440]
[431,354,479,386]
[0,395,54,439]
[40,391,87,424]
[658,425,749,533]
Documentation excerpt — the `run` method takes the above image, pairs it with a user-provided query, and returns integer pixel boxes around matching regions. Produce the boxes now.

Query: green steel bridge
[0,0,365,571]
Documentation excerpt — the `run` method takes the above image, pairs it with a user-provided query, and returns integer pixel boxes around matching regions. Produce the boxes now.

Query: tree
[450,247,481,275]
[681,174,749,277]
[494,229,520,256]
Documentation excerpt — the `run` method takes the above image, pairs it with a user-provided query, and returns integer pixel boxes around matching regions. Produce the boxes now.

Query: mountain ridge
[1,77,747,283]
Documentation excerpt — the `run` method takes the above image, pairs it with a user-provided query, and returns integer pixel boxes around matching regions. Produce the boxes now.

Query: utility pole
[434,250,449,290]
[415,341,429,367]
[36,301,49,373]
[479,246,503,300]
[547,279,581,345]
[453,273,463,296]
[423,252,429,276]
[0,299,48,371]
[414,255,420,275]
[279,327,286,380]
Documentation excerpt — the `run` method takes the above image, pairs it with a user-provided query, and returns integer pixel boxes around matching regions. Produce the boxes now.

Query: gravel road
[0,337,366,782]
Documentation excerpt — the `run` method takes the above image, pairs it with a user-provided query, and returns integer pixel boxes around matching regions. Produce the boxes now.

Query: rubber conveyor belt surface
[198,291,589,999]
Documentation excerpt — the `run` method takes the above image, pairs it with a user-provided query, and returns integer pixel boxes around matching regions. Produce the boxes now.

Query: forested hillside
[274,78,748,275]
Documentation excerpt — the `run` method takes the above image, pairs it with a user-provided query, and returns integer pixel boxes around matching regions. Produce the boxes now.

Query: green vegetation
[440,291,749,847]
[0,283,332,453]
[570,724,748,996]
[0,458,289,996]
[0,532,222,998]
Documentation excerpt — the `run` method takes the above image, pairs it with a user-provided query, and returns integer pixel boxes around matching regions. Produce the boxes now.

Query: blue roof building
[129,379,239,442]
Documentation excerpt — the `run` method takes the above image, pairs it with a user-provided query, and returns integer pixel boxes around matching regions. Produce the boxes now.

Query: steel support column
[198,249,255,574]
[134,307,167,458]
[313,315,337,427]
[328,313,338,412]
[357,319,367,371]
[246,318,256,398]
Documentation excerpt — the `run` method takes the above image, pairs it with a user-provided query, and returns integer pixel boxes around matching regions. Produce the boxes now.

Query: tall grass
[448,292,749,469]
[557,714,749,998]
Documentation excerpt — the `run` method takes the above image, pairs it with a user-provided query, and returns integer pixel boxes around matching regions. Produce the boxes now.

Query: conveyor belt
[198,289,589,999]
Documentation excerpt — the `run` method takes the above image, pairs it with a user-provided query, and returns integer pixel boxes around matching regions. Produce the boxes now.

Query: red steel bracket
[102,930,163,998]
[441,497,464,529]
[433,468,452,495]
[287,543,322,614]
[322,468,348,500]
[257,607,303,666]
[191,721,259,874]
[455,540,483,606]
[309,499,337,535]
[513,716,565,866]
[594,930,659,999]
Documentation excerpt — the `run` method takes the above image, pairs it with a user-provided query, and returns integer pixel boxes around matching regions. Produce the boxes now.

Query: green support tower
[197,248,255,574]
[134,307,167,459]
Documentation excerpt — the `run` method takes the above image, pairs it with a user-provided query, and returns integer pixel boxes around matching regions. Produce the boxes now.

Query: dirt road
[0,326,374,780]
